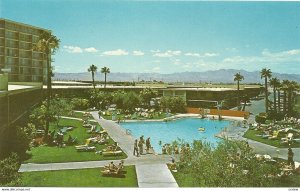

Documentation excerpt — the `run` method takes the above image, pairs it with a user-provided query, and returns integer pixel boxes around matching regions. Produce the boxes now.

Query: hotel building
[0,18,50,83]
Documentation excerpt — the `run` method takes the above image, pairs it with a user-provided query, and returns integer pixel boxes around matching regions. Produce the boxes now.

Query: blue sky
[2,0,300,74]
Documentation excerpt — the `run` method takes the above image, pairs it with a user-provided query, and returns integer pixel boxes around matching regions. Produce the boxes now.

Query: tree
[112,90,126,110]
[260,68,272,113]
[277,82,282,113]
[71,98,89,110]
[33,32,60,138]
[122,91,141,113]
[160,96,186,113]
[0,153,22,186]
[101,66,110,88]
[269,78,280,112]
[287,81,298,116]
[88,64,98,89]
[140,88,159,108]
[50,95,72,127]
[169,97,186,113]
[234,72,244,110]
[177,140,280,187]
[281,80,290,115]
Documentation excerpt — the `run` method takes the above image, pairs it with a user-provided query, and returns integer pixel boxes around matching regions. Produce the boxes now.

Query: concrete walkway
[19,154,172,172]
[136,164,178,188]
[20,111,178,188]
[90,111,135,158]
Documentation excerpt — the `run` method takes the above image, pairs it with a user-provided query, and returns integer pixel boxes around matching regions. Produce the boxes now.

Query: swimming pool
[120,117,232,153]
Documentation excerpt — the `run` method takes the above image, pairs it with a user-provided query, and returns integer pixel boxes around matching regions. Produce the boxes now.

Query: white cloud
[152,67,161,72]
[153,50,181,57]
[63,45,83,53]
[102,49,129,56]
[203,52,218,57]
[151,50,160,53]
[132,50,145,56]
[185,52,201,57]
[222,49,300,67]
[262,49,300,57]
[84,47,98,53]
[184,52,219,58]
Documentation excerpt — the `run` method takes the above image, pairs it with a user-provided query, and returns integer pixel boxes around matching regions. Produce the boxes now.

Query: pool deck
[19,111,300,187]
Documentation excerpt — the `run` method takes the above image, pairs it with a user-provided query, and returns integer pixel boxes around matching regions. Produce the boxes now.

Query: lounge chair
[268,131,279,140]
[281,133,294,142]
[75,139,92,151]
[76,146,96,152]
[102,150,122,156]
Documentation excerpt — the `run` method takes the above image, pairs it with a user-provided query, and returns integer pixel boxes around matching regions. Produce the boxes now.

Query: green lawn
[243,129,300,148]
[21,166,138,187]
[25,118,127,163]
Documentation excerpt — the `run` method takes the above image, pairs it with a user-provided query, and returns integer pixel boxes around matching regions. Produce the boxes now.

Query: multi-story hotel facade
[0,18,50,83]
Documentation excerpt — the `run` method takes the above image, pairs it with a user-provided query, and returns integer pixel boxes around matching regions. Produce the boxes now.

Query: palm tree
[277,81,282,113]
[88,64,97,89]
[33,32,60,138]
[287,81,298,116]
[234,72,244,110]
[101,66,110,88]
[269,77,280,112]
[260,68,272,113]
[281,80,289,115]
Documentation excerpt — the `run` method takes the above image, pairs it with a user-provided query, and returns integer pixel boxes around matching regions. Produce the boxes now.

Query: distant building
[0,19,50,83]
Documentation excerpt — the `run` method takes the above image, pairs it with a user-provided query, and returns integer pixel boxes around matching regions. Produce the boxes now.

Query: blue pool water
[120,118,232,153]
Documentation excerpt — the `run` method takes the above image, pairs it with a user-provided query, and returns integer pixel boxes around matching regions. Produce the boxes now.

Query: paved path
[20,111,178,188]
[90,111,135,158]
[136,164,178,188]
[19,154,172,172]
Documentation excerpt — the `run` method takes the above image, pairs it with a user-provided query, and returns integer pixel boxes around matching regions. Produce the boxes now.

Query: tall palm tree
[277,81,282,113]
[260,68,272,113]
[88,64,97,89]
[101,66,110,88]
[269,77,280,112]
[234,72,244,110]
[287,81,298,116]
[33,32,60,138]
[281,80,289,115]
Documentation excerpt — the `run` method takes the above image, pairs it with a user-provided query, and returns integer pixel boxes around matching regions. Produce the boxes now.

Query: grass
[243,129,300,148]
[25,118,127,163]
[21,166,138,187]
[171,171,202,187]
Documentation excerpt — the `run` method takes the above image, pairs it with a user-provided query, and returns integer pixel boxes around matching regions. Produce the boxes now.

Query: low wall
[186,107,249,119]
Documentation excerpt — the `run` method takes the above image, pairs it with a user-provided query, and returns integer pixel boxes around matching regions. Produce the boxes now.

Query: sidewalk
[136,164,178,187]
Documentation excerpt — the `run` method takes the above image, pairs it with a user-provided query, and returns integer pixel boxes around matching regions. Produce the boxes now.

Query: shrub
[71,98,89,110]
[0,153,22,186]
[255,115,267,124]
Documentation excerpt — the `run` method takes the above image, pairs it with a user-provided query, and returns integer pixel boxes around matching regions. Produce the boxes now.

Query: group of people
[87,133,108,145]
[104,160,124,174]
[133,135,152,157]
[162,143,190,156]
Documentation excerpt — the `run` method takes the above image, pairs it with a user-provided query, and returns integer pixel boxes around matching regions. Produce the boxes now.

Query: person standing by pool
[138,139,144,155]
[133,139,139,157]
[146,137,151,153]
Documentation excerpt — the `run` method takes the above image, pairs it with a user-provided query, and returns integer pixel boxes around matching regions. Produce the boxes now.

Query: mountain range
[53,69,300,83]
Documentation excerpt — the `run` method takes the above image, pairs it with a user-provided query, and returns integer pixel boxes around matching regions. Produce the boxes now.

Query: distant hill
[53,69,300,83]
